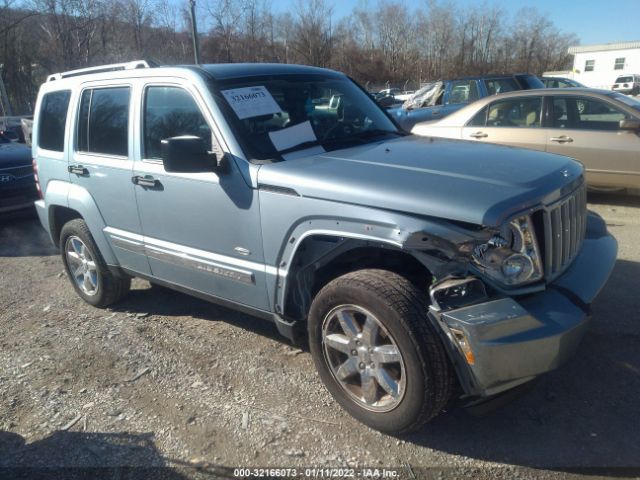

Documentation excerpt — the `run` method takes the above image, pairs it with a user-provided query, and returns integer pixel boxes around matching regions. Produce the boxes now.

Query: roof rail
[46,60,154,82]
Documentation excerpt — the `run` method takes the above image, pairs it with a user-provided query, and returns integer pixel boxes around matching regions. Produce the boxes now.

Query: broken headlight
[471,215,543,286]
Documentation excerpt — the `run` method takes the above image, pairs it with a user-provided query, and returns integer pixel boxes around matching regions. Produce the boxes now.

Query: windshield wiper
[277,140,323,155]
[323,129,403,147]
[355,129,404,139]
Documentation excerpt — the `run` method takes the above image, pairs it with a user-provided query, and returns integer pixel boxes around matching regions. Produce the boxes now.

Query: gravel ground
[0,193,639,479]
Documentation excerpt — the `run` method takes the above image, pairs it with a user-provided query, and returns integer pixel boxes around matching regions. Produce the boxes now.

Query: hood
[257,135,583,226]
[0,142,32,169]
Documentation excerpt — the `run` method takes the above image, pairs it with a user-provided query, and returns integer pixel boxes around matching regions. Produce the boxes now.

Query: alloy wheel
[322,304,406,412]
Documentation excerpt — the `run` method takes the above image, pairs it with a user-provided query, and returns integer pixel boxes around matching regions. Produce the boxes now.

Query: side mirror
[161,136,219,173]
[619,119,640,131]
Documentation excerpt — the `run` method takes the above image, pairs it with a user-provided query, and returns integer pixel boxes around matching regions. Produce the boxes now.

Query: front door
[461,95,548,151]
[132,83,269,310]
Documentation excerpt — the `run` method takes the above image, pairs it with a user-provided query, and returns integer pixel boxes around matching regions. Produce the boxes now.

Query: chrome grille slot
[543,184,587,280]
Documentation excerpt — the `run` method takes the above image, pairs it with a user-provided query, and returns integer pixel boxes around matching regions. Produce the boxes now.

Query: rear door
[69,83,150,274]
[545,95,640,188]
[460,95,548,151]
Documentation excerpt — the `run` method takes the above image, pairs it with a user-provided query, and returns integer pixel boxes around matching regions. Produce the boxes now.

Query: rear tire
[308,269,454,434]
[60,219,130,307]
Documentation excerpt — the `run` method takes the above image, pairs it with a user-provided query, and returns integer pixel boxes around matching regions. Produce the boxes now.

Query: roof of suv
[201,63,342,80]
[44,61,342,85]
[448,73,535,81]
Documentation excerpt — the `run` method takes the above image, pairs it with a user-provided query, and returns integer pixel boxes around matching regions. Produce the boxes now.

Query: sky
[262,0,640,46]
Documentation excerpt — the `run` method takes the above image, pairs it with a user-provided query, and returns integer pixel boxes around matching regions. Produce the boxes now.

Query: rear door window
[77,87,130,157]
[446,80,479,105]
[38,90,71,152]
[484,78,519,95]
[552,97,628,131]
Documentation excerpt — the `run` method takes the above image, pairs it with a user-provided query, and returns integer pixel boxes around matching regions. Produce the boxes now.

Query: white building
[566,41,640,89]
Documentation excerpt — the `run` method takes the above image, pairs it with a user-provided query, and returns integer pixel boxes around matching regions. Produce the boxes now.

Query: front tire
[308,269,454,434]
[60,219,130,307]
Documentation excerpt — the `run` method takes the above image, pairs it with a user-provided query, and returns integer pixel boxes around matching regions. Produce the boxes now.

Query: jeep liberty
[32,61,617,433]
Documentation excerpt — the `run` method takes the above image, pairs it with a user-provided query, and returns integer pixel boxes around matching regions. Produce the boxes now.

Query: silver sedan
[412,88,640,190]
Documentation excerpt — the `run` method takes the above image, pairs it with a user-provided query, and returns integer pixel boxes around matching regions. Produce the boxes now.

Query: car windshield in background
[616,76,633,83]
[211,74,400,161]
[609,92,640,113]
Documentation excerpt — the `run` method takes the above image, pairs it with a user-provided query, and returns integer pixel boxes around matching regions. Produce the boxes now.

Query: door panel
[134,161,269,310]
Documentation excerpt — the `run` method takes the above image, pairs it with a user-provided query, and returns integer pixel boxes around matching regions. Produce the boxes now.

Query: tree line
[0,0,577,115]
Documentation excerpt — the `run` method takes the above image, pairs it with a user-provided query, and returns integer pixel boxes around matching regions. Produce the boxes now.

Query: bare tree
[289,0,333,67]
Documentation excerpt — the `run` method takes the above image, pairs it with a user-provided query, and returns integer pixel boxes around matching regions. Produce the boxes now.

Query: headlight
[471,214,543,286]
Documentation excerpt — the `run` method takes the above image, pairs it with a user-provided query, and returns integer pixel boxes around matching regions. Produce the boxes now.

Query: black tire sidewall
[309,278,432,433]
[60,220,107,307]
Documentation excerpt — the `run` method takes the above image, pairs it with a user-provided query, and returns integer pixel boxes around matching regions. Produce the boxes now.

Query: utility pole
[189,0,201,64]
[0,64,13,117]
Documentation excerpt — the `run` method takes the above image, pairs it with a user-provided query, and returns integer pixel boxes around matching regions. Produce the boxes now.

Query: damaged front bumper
[429,211,617,398]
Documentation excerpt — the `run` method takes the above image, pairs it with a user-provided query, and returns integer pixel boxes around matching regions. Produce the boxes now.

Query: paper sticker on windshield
[269,120,317,152]
[221,86,281,120]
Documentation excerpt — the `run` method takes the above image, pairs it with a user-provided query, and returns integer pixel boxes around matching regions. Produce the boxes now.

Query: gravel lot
[1,193,639,479]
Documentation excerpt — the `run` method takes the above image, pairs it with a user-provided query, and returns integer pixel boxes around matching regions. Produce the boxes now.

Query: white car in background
[412,88,640,191]
[612,74,640,96]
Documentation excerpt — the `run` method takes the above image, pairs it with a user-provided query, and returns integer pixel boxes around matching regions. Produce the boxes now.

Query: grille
[542,184,587,280]
[0,165,33,178]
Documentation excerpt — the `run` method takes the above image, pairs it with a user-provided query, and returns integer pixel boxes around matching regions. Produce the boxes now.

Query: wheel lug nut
[358,362,365,370]
[351,349,357,356]
[369,362,375,367]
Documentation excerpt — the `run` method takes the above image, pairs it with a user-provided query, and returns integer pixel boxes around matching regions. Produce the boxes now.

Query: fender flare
[274,217,405,317]
[44,180,119,265]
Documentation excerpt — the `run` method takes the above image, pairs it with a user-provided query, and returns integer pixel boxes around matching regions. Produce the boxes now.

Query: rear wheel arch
[49,205,83,248]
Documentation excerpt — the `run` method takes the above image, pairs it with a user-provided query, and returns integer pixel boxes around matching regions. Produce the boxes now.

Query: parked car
[412,88,640,190]
[33,61,616,434]
[612,74,640,96]
[0,132,38,215]
[539,76,585,88]
[389,73,544,130]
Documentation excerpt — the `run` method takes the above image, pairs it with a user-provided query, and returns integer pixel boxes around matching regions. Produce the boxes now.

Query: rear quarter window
[38,90,71,152]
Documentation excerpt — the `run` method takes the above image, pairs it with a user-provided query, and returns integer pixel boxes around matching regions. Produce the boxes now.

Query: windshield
[211,74,401,161]
[615,76,633,83]
[608,92,640,113]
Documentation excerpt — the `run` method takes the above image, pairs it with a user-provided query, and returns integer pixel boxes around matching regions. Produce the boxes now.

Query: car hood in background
[257,135,583,226]
[0,142,32,169]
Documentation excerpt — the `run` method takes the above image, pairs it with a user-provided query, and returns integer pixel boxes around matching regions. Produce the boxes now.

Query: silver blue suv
[32,61,617,434]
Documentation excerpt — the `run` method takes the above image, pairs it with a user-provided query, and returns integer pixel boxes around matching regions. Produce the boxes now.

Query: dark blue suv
[390,74,544,130]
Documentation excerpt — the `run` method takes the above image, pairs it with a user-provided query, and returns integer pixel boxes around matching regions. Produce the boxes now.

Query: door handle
[550,136,573,143]
[68,165,89,176]
[432,110,441,115]
[469,132,488,138]
[132,175,161,189]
